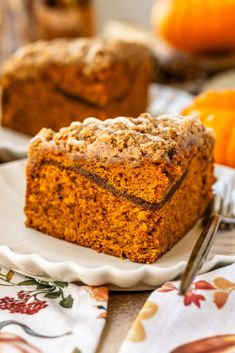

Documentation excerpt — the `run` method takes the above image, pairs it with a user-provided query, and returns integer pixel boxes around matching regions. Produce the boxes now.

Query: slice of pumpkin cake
[2,38,152,136]
[25,113,215,263]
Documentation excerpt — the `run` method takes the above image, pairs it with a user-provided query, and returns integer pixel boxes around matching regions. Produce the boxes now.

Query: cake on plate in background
[1,38,152,136]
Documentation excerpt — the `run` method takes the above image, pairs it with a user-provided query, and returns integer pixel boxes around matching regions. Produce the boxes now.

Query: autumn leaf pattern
[194,280,215,290]
[158,276,235,310]
[86,287,108,319]
[87,287,109,301]
[213,277,235,309]
[213,292,229,309]
[214,277,235,290]
[127,301,158,342]
[127,320,146,342]
[183,291,206,308]
[158,282,177,293]
[126,277,235,344]
[158,280,214,308]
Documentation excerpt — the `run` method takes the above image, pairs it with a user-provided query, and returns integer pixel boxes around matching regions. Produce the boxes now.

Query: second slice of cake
[25,114,215,263]
[2,38,152,136]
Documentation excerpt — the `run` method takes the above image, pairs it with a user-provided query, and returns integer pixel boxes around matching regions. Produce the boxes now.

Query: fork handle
[179,214,221,295]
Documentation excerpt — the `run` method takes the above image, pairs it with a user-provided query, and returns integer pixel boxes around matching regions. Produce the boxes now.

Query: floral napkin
[0,266,108,353]
[119,263,235,353]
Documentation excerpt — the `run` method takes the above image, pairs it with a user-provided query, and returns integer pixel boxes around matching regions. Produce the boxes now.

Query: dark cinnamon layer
[54,82,129,109]
[40,160,188,211]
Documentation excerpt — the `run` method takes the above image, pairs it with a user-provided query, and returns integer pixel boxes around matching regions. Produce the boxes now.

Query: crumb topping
[3,38,150,80]
[30,113,214,164]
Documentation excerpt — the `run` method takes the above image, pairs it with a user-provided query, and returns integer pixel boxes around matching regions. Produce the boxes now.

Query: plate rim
[0,160,235,290]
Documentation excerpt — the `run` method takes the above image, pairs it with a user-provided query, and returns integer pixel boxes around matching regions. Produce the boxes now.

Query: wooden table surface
[97,291,150,353]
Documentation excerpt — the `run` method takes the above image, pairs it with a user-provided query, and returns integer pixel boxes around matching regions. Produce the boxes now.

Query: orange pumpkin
[152,0,235,53]
[182,90,235,168]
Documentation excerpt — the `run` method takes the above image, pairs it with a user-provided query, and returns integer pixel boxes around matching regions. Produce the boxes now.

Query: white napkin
[0,266,108,353]
[119,263,235,353]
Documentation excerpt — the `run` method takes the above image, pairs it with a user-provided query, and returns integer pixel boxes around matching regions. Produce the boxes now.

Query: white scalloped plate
[0,83,193,162]
[0,160,235,290]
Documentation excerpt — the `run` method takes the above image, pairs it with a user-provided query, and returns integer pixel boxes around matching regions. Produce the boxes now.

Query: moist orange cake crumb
[25,113,215,263]
[1,38,152,136]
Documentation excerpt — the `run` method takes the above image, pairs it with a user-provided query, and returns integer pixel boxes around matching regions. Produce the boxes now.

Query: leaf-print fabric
[0,266,108,353]
[119,263,235,353]
[127,302,158,342]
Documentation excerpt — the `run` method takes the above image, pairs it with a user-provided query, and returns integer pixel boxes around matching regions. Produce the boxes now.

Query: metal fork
[179,176,235,295]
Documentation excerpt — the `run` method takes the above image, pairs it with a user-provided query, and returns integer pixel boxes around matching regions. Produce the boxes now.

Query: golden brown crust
[29,114,214,165]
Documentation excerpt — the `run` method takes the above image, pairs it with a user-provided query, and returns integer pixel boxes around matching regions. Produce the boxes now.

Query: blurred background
[95,0,155,31]
[0,0,155,61]
[1,0,235,167]
[2,0,235,95]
